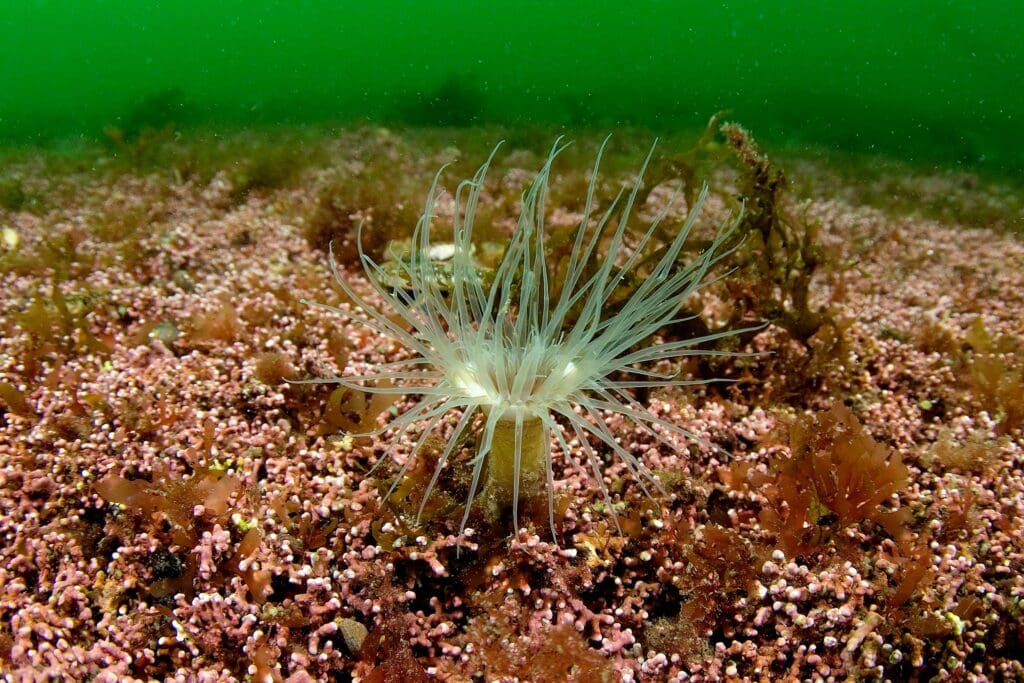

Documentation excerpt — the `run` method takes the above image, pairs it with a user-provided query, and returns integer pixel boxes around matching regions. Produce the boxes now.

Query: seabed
[0,125,1022,681]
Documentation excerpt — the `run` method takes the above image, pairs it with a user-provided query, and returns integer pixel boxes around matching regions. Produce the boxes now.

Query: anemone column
[483,412,549,525]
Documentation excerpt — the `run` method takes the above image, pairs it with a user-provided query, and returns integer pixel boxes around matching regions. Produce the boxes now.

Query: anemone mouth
[302,137,751,542]
[441,336,592,412]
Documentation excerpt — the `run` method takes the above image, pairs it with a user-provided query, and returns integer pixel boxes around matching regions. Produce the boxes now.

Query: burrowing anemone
[300,139,745,541]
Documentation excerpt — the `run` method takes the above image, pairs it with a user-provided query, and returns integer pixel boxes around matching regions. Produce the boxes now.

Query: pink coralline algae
[0,129,1022,681]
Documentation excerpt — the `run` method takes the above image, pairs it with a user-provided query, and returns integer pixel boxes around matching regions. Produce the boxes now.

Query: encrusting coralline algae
[0,128,1021,681]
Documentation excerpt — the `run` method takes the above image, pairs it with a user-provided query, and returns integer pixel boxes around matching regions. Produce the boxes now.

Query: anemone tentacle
[304,138,745,539]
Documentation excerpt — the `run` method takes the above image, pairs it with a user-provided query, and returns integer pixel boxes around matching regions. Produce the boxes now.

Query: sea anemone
[300,139,745,541]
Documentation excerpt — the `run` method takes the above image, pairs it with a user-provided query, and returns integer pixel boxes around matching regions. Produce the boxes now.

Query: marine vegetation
[652,116,832,344]
[300,139,749,540]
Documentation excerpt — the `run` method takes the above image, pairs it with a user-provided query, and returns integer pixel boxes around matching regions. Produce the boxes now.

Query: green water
[3,1,1020,170]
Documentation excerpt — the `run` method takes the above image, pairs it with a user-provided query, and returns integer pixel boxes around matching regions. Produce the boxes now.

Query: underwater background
[4,2,1024,681]
[2,0,1021,172]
